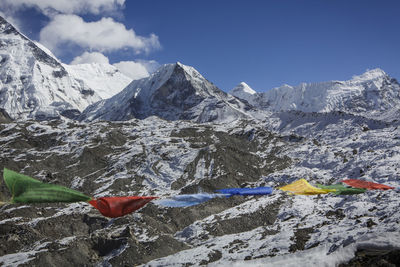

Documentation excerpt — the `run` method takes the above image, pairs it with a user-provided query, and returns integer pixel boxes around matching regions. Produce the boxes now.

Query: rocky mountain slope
[81,62,254,123]
[0,118,288,265]
[0,15,131,120]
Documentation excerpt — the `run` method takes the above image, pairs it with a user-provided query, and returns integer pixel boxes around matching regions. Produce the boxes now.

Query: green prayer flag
[316,183,366,195]
[3,168,91,203]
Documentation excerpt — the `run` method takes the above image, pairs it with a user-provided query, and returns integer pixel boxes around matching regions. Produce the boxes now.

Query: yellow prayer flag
[279,179,335,195]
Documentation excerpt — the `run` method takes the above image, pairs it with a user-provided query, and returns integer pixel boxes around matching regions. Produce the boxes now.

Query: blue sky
[1,0,399,92]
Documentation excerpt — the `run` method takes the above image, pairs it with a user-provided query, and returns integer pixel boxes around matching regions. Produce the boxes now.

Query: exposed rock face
[339,248,400,267]
[0,108,11,123]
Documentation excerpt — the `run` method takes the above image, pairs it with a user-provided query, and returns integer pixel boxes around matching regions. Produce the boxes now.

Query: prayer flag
[279,179,335,195]
[216,187,273,196]
[89,196,157,218]
[342,179,394,190]
[3,168,91,203]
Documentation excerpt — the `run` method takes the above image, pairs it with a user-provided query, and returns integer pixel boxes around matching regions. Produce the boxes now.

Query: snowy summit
[229,82,257,103]
[81,62,252,122]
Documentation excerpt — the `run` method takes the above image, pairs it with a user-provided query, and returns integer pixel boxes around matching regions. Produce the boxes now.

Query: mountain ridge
[230,68,400,121]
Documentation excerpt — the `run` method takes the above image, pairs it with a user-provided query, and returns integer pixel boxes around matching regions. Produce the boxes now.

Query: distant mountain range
[2,16,400,123]
[230,69,400,121]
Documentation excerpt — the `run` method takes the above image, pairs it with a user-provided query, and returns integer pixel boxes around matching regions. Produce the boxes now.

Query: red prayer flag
[342,179,394,190]
[89,196,158,218]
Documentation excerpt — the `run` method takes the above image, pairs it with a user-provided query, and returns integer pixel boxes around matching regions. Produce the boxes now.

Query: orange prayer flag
[342,179,394,190]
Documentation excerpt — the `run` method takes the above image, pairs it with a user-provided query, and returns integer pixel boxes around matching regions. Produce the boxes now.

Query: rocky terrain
[0,118,288,266]
[0,15,399,267]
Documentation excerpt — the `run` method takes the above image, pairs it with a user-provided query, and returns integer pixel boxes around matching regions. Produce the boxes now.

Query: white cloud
[1,0,125,16]
[70,51,158,80]
[70,51,110,65]
[113,61,150,80]
[136,59,160,73]
[39,14,160,54]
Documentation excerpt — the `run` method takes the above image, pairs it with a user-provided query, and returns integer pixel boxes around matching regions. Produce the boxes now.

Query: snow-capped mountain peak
[351,68,387,82]
[231,82,256,95]
[0,15,132,120]
[229,82,257,104]
[131,62,177,102]
[81,62,253,122]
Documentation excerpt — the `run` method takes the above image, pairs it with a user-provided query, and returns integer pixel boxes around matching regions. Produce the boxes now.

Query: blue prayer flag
[216,187,273,196]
